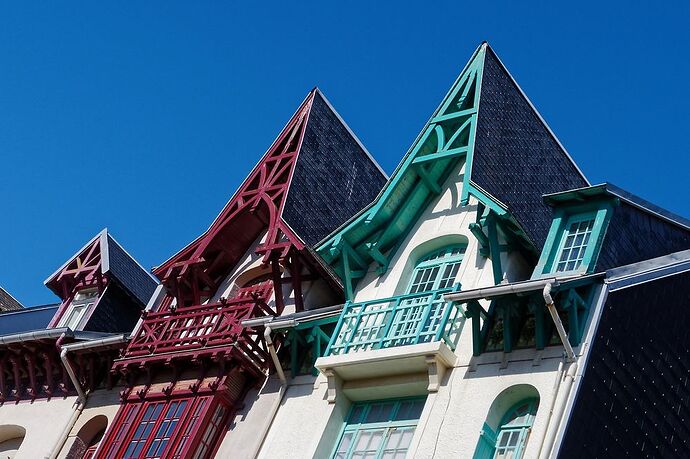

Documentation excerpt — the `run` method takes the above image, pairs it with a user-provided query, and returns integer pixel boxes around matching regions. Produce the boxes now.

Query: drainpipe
[50,333,87,459]
[249,326,287,459]
[538,283,579,459]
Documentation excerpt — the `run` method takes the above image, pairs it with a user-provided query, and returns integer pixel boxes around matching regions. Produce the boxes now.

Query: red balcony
[115,282,273,371]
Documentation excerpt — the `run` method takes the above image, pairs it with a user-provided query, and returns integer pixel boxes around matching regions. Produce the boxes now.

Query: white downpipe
[539,361,578,459]
[249,326,287,459]
[51,336,87,459]
[538,282,579,459]
[535,360,564,459]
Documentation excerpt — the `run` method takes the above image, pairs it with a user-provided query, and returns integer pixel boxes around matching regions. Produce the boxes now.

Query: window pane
[556,217,595,272]
[334,399,424,459]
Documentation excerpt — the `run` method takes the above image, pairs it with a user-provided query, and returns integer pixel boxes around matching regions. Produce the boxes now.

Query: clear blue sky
[1,2,688,306]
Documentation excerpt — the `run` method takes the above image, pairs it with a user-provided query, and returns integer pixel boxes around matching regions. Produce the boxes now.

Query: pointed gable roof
[317,42,588,297]
[153,88,386,305]
[45,229,158,307]
[472,46,588,248]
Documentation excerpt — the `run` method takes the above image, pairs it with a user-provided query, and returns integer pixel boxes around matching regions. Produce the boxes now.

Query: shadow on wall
[67,415,108,459]
[0,425,25,459]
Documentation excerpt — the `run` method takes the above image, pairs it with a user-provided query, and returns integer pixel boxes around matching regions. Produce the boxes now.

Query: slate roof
[0,304,59,336]
[471,46,589,249]
[283,90,388,246]
[0,287,23,312]
[544,183,690,272]
[559,251,690,457]
[45,229,158,308]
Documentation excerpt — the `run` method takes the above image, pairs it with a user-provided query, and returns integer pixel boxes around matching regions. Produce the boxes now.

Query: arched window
[493,399,538,458]
[67,415,108,459]
[407,245,465,294]
[0,425,25,459]
[474,385,540,459]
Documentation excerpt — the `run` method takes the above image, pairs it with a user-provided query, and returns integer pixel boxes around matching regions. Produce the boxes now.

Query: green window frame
[473,398,538,459]
[407,245,465,294]
[331,397,426,459]
[553,212,597,273]
[492,399,538,459]
[534,202,615,278]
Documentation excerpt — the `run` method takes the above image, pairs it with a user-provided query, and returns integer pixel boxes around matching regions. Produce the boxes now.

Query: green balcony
[325,287,462,356]
[316,288,462,401]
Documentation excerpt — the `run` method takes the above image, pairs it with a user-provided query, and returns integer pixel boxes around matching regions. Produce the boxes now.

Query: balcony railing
[122,282,273,365]
[325,287,462,356]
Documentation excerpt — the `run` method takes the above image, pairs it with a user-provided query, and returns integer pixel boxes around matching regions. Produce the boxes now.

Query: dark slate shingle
[473,48,588,249]
[559,271,690,458]
[106,235,158,307]
[283,91,387,246]
[596,201,690,271]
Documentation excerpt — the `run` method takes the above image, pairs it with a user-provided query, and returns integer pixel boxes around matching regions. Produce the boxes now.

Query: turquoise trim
[316,45,487,296]
[325,286,462,356]
[330,397,427,459]
[533,199,617,278]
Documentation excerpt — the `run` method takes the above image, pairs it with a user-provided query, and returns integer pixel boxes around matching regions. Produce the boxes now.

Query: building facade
[0,42,689,459]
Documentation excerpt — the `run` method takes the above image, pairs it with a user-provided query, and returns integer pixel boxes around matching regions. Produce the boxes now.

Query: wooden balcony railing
[325,287,463,356]
[122,282,273,365]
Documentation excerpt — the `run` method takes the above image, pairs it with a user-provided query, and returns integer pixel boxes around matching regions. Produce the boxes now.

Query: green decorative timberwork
[461,282,595,356]
[325,287,463,356]
[283,317,337,377]
[317,45,488,300]
[533,186,619,279]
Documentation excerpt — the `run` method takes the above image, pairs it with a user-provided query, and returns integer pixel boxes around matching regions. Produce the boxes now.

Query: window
[474,391,539,459]
[192,404,227,459]
[407,246,465,294]
[101,397,228,459]
[332,398,425,459]
[59,289,99,330]
[493,400,538,459]
[554,214,596,273]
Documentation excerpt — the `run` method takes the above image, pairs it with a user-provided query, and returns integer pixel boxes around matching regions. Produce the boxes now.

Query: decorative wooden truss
[0,337,119,402]
[46,234,107,328]
[153,90,334,312]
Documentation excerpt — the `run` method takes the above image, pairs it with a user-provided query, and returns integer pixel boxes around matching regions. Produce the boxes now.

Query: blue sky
[1,2,688,306]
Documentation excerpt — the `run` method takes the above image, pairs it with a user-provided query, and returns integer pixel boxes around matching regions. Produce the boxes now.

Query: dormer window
[59,289,98,330]
[554,214,596,272]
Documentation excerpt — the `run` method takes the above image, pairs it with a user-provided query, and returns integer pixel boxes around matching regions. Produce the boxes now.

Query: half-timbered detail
[0,231,157,459]
[96,88,386,459]
[250,42,690,459]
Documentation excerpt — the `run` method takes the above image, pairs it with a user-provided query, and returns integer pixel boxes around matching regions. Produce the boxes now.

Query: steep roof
[283,91,387,246]
[0,287,23,312]
[317,42,588,295]
[45,229,158,307]
[472,47,588,247]
[154,88,386,300]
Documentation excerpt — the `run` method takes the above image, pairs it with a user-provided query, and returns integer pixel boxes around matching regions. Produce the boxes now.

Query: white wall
[0,396,77,459]
[248,160,587,458]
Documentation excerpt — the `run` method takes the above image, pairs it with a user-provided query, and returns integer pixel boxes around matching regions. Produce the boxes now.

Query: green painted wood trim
[532,198,618,279]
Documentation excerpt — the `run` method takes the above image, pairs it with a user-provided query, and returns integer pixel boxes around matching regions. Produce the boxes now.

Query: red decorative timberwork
[46,234,107,328]
[0,338,119,403]
[115,282,273,371]
[154,92,315,309]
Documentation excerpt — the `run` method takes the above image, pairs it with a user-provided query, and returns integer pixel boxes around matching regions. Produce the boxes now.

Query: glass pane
[555,217,595,272]
[365,403,394,423]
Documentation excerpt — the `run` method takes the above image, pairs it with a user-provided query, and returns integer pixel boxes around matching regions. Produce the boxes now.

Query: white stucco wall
[57,388,123,459]
[246,160,591,459]
[0,396,78,459]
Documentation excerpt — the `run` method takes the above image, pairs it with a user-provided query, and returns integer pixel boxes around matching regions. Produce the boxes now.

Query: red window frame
[98,394,232,459]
